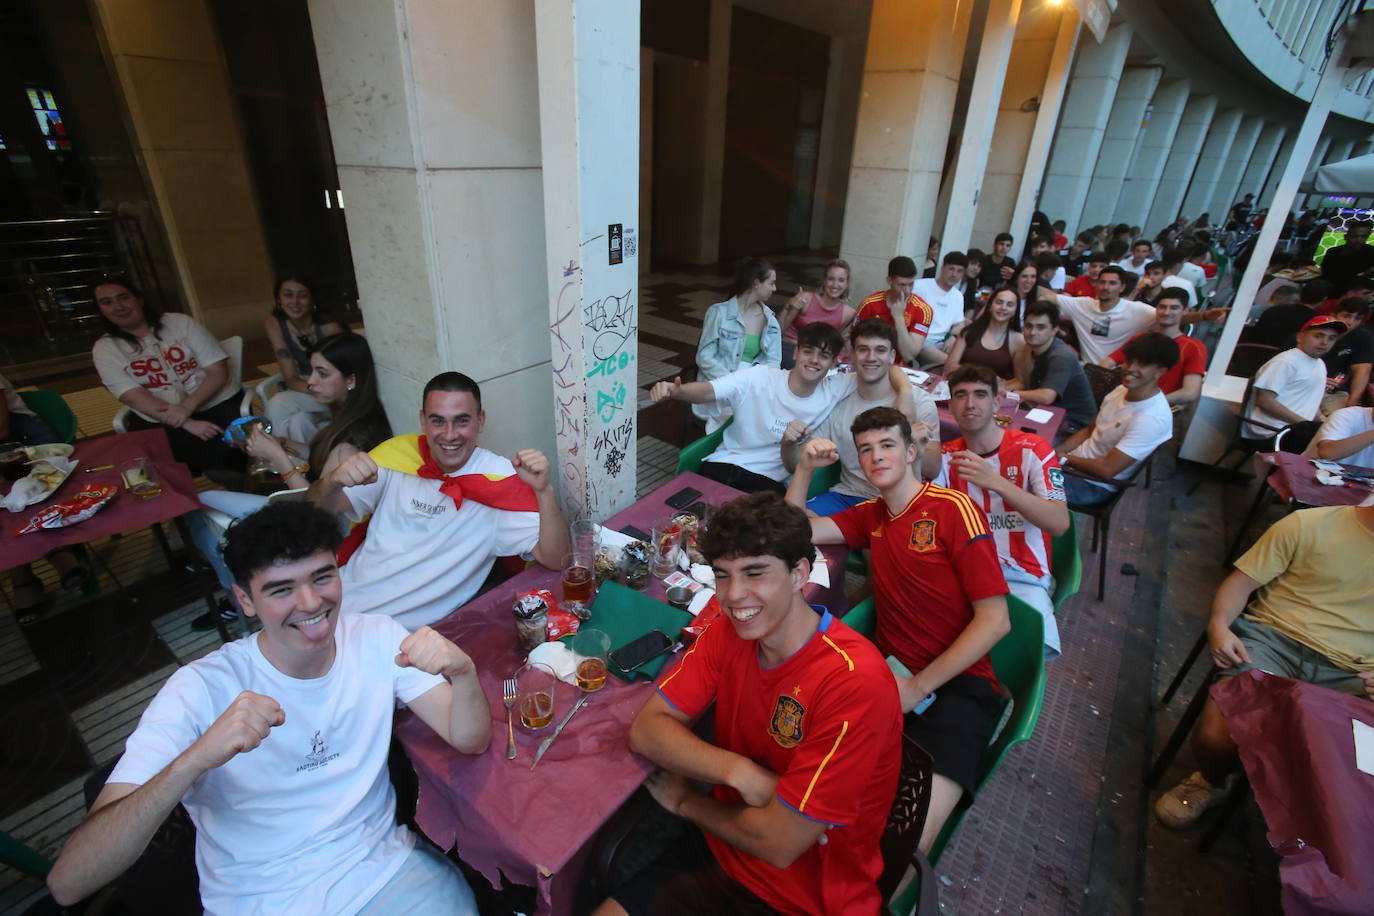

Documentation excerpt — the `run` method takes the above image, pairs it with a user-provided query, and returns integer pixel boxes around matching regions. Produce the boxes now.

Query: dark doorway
[718,8,828,261]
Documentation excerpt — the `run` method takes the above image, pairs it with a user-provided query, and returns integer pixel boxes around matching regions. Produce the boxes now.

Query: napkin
[527,640,580,686]
[809,554,831,588]
[1315,469,1346,487]
[1023,408,1053,423]
[1354,719,1374,777]
[597,525,638,552]
[3,456,78,512]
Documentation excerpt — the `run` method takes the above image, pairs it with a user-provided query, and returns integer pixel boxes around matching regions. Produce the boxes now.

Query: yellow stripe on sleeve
[800,720,850,812]
[820,635,855,672]
[928,487,988,537]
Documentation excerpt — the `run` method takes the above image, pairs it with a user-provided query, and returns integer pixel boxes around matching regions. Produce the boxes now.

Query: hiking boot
[1155,771,1236,829]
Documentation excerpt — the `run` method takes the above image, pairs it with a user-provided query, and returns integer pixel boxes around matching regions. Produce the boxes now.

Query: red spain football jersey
[856,290,934,342]
[831,484,1008,685]
[656,607,902,916]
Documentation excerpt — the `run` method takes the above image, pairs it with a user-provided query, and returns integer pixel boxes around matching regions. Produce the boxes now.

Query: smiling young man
[1008,300,1097,437]
[854,255,935,365]
[1056,332,1179,505]
[937,364,1069,658]
[1098,289,1208,408]
[47,502,490,913]
[653,322,913,493]
[598,492,901,916]
[913,251,970,367]
[781,319,941,515]
[1038,265,1157,365]
[310,371,569,629]
[1243,316,1347,445]
[787,407,1010,853]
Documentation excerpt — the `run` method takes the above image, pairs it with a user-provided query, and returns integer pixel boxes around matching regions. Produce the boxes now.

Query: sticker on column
[608,223,623,265]
[624,229,637,260]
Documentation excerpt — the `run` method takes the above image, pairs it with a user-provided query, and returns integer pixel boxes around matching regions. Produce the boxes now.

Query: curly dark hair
[699,492,815,571]
[222,502,343,589]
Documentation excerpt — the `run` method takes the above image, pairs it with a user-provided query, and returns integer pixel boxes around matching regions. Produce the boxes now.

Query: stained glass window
[27,84,71,151]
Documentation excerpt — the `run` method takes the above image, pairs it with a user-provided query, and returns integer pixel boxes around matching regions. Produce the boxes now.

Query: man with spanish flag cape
[310,372,569,630]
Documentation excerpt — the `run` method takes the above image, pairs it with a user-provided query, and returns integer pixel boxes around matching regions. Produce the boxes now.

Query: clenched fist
[651,377,682,404]
[188,691,285,772]
[331,452,379,488]
[798,438,840,470]
[397,626,476,680]
[512,449,552,493]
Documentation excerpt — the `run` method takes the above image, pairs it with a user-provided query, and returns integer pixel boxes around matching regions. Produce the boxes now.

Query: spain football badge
[910,517,938,552]
[769,695,806,748]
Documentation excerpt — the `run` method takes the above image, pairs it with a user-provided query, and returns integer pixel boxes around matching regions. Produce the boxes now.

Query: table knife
[531,694,589,770]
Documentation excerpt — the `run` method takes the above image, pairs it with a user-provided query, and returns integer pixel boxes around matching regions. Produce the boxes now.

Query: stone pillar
[1112,79,1189,230]
[533,0,640,515]
[1237,123,1287,202]
[939,0,1021,253]
[809,32,869,250]
[1260,129,1297,203]
[1079,66,1163,227]
[91,0,274,338]
[1298,134,1334,209]
[1037,22,1133,236]
[307,0,556,466]
[840,0,973,296]
[1208,115,1265,220]
[1145,94,1217,234]
[1180,108,1242,222]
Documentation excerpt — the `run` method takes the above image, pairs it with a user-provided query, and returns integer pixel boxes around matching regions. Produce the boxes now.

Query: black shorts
[902,673,1003,798]
[611,822,778,916]
[697,461,786,495]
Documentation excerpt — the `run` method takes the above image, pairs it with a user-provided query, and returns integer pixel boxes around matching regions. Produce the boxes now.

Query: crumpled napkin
[3,456,78,512]
[1314,469,1346,487]
[527,640,580,685]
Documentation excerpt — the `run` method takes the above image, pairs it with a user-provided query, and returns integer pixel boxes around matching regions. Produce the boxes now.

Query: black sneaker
[192,600,239,632]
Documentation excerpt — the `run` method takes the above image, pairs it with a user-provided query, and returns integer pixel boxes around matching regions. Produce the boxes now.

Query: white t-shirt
[1113,258,1150,276]
[1305,406,1374,468]
[914,278,967,346]
[1178,262,1207,292]
[1055,294,1157,365]
[1071,386,1172,487]
[110,614,445,916]
[341,449,541,629]
[1161,275,1197,307]
[92,313,234,422]
[815,385,938,500]
[1245,348,1325,439]
[706,365,856,480]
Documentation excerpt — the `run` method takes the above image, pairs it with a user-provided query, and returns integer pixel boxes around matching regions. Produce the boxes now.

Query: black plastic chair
[1081,364,1122,408]
[1065,450,1157,601]
[1225,342,1278,377]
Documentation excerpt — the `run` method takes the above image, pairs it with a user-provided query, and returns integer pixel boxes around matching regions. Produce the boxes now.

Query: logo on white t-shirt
[410,497,447,517]
[1089,315,1112,337]
[297,730,341,773]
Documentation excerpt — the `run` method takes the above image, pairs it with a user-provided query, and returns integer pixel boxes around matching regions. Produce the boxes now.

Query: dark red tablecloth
[1,430,201,570]
[1212,671,1374,915]
[1262,451,1374,509]
[397,472,850,916]
[937,398,1065,445]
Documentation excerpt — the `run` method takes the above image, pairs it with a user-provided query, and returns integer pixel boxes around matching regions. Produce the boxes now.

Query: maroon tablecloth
[1211,671,1374,915]
[937,398,1065,445]
[1,430,201,570]
[397,472,850,916]
[1261,451,1374,509]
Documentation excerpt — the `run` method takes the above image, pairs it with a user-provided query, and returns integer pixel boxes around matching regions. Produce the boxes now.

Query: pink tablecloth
[1,430,201,570]
[1211,671,1374,915]
[397,473,850,916]
[1262,451,1374,509]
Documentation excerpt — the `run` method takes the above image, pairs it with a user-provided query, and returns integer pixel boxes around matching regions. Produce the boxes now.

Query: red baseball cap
[1300,315,1348,334]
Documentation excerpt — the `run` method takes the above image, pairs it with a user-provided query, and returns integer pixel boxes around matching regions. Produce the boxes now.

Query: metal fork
[503,677,518,759]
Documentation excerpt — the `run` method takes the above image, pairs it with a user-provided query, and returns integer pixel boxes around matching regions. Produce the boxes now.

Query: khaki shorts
[1221,618,1366,696]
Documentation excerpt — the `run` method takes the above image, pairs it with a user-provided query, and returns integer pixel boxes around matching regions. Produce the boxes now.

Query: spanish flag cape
[335,434,539,566]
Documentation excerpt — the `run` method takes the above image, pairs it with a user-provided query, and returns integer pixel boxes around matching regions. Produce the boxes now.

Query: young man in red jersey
[1097,289,1208,409]
[598,492,901,916]
[786,406,1010,853]
[938,364,1070,658]
[854,255,934,365]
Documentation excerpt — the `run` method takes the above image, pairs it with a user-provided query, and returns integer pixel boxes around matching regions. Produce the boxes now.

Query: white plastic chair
[254,326,365,409]
[111,336,256,433]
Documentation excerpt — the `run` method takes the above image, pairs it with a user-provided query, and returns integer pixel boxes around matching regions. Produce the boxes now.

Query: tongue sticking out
[293,611,332,643]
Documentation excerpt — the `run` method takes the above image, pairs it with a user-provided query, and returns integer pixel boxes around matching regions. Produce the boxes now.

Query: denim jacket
[695,297,782,381]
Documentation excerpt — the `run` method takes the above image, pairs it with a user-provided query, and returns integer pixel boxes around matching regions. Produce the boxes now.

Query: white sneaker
[1154,771,1236,829]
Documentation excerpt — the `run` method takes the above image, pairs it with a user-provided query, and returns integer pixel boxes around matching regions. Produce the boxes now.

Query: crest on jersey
[1005,466,1020,483]
[1048,467,1064,490]
[910,517,938,552]
[769,695,806,748]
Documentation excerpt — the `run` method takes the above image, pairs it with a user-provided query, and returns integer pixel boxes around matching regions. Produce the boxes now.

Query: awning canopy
[1301,152,1374,195]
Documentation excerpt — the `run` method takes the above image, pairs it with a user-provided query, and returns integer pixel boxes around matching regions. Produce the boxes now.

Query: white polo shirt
[1070,386,1172,489]
[914,278,967,346]
[1245,348,1325,440]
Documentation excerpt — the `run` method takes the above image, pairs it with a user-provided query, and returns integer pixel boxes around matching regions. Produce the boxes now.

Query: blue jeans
[186,490,272,605]
[805,489,867,517]
[1062,474,1114,505]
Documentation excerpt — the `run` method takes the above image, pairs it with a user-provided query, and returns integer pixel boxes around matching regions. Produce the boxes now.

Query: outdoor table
[1259,451,1373,508]
[1,429,202,571]
[937,398,1065,445]
[1211,671,1374,915]
[395,472,850,916]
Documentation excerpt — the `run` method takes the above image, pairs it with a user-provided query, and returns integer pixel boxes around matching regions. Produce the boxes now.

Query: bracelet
[277,461,310,480]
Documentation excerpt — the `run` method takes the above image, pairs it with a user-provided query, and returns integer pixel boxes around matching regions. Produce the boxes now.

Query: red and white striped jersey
[935,429,1065,580]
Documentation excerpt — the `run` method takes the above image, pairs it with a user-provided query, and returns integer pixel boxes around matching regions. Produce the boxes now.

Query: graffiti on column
[582,287,637,503]
[549,272,587,505]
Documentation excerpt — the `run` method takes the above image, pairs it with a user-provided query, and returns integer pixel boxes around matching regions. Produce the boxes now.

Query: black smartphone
[686,501,708,518]
[610,630,674,673]
[620,524,650,541]
[665,486,702,510]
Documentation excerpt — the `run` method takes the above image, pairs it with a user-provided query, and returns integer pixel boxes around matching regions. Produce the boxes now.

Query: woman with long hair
[262,271,346,443]
[945,286,1024,379]
[1012,260,1039,319]
[89,275,244,476]
[694,257,782,430]
[777,259,854,368]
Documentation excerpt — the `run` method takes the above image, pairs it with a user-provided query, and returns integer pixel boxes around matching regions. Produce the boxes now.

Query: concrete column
[939,0,1022,254]
[840,0,972,296]
[308,0,556,464]
[696,0,731,264]
[1208,115,1265,220]
[1112,79,1189,230]
[1037,22,1133,236]
[1008,10,1080,248]
[91,0,273,338]
[1299,134,1334,208]
[534,0,640,515]
[972,3,1076,248]
[1327,137,1357,165]
[1080,66,1163,227]
[1180,108,1242,222]
[1236,123,1287,202]
[1145,94,1217,234]
[1260,129,1297,202]
[809,32,869,250]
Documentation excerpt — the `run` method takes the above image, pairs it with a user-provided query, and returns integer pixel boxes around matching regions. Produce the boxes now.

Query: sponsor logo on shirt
[296,730,341,773]
[1048,467,1064,490]
[128,345,199,391]
[1004,466,1019,484]
[988,513,1024,531]
[769,695,806,749]
[909,516,938,553]
[410,498,448,517]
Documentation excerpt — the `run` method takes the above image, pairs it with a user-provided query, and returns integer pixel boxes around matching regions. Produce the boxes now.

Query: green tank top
[742,333,761,363]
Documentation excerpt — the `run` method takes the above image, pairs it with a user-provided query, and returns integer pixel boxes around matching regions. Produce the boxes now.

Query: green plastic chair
[18,389,78,444]
[0,829,52,878]
[674,420,837,499]
[840,595,1047,871]
[1050,513,1083,614]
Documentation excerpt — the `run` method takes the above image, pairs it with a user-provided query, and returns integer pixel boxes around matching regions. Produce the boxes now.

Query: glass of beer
[118,457,163,499]
[573,628,611,692]
[516,662,557,730]
[562,552,595,611]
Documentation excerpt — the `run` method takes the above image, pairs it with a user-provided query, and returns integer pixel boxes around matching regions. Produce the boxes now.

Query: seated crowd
[41,213,1374,914]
